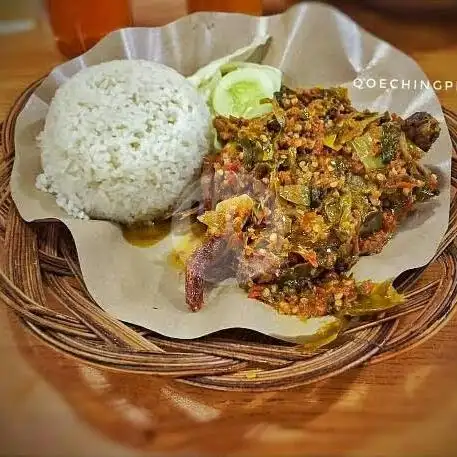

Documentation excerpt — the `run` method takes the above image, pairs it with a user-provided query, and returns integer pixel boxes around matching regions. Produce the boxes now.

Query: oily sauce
[168,222,207,270]
[123,219,206,270]
[122,220,171,247]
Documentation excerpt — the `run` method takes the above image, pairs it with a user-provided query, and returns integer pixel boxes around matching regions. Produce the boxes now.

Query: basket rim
[1,79,457,391]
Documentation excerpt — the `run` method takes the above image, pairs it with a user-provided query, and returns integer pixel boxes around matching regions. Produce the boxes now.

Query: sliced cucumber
[187,35,271,88]
[220,62,282,93]
[243,102,274,118]
[212,68,277,118]
[197,69,222,103]
[258,66,282,93]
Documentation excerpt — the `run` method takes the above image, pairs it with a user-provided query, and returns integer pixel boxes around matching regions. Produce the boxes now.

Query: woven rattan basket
[1,80,457,391]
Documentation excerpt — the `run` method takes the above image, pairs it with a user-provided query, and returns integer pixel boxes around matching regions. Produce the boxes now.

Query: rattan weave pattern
[1,80,457,391]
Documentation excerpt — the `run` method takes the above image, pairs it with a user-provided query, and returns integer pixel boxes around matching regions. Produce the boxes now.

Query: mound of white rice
[37,59,211,223]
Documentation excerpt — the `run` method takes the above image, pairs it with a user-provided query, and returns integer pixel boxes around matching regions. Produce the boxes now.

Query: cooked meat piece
[403,111,440,152]
[186,85,440,318]
[204,247,239,283]
[185,236,229,311]
[236,251,282,286]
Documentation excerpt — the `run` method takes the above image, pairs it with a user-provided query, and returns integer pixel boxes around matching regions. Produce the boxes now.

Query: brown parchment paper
[11,3,451,341]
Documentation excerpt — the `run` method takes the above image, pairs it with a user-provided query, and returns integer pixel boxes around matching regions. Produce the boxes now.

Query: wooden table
[1,3,457,456]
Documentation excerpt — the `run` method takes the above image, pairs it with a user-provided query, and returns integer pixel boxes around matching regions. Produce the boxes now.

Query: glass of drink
[46,0,132,59]
[187,0,262,15]
[0,0,41,35]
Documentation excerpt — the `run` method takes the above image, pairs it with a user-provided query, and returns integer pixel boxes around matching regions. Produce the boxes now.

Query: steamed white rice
[37,59,211,223]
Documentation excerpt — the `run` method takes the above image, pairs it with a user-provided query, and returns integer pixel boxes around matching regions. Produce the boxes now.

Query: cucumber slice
[220,62,282,94]
[187,35,271,88]
[197,69,222,103]
[212,68,276,118]
[258,66,282,93]
[243,102,274,118]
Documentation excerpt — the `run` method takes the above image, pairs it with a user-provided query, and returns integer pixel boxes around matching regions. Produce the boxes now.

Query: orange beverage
[46,0,132,58]
[187,0,262,15]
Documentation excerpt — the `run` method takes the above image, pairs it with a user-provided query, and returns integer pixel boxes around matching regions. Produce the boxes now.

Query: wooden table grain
[1,3,457,456]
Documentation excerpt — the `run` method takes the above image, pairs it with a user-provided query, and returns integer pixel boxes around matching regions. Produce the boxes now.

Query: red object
[248,285,264,299]
[225,162,241,173]
[304,250,318,268]
[46,0,132,59]
[187,0,262,15]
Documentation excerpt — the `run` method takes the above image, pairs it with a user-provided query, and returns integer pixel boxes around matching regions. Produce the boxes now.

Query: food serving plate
[1,3,457,390]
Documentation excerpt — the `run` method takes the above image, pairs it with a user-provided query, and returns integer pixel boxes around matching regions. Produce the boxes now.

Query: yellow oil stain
[167,222,206,270]
[122,220,171,247]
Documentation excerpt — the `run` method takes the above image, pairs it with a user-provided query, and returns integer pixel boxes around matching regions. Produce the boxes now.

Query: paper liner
[11,3,451,341]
